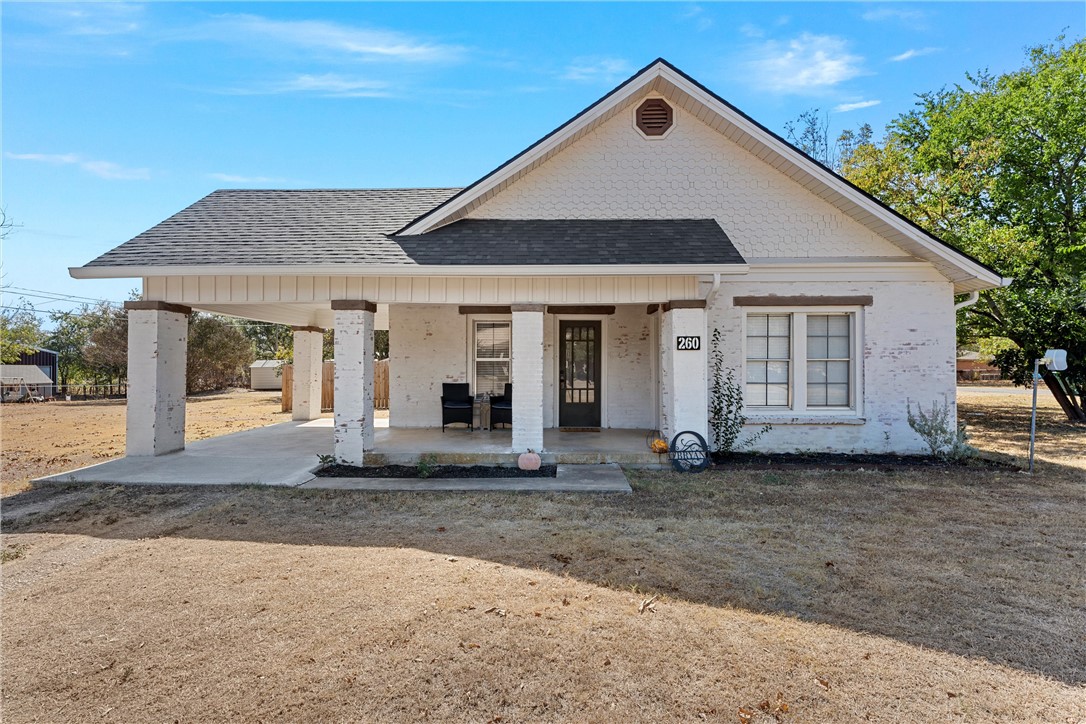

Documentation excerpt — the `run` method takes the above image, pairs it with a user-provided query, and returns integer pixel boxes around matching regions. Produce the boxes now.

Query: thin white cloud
[17,2,145,36]
[5,152,150,180]
[861,7,929,30]
[561,57,633,84]
[199,14,465,64]
[208,173,287,184]
[834,99,881,113]
[739,23,764,38]
[680,5,713,32]
[862,7,925,23]
[745,33,866,94]
[890,47,940,62]
[221,73,391,98]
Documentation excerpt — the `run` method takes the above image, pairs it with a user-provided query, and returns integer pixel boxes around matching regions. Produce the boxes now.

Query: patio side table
[473,398,492,431]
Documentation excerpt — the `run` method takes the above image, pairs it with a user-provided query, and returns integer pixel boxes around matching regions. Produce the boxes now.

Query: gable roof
[396,58,1004,293]
[396,219,745,266]
[82,188,461,268]
[72,58,1004,292]
[0,365,54,386]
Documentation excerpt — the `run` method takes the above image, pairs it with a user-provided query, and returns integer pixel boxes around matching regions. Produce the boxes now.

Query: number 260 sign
[676,335,701,351]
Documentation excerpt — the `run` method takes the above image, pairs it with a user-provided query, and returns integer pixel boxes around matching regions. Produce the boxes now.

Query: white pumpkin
[518,450,541,471]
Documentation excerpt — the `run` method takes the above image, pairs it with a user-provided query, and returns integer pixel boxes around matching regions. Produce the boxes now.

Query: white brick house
[72,59,1004,462]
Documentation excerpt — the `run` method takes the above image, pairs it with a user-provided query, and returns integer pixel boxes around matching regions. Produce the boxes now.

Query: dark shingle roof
[85,188,462,267]
[394,219,745,265]
[84,189,746,268]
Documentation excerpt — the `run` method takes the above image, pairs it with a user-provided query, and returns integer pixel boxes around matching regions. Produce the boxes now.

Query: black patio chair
[441,383,473,432]
[490,383,512,430]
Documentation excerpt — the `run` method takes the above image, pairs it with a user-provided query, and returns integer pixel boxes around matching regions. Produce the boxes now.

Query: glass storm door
[558,320,602,427]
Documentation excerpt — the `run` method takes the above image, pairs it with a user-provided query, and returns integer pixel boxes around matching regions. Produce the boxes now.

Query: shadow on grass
[4,457,1084,687]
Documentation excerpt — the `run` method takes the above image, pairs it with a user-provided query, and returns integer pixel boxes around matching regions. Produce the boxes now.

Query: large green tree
[187,313,254,393]
[0,300,43,363]
[843,38,1086,421]
[46,306,95,388]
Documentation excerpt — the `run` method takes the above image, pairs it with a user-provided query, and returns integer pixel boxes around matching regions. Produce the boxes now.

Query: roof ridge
[210,187,464,193]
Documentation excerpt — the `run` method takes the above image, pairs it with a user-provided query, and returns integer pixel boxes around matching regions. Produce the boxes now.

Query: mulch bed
[709,451,1017,470]
[316,464,558,479]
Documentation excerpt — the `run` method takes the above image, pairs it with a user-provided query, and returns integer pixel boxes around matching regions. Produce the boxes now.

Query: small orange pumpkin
[650,438,669,454]
[518,450,542,471]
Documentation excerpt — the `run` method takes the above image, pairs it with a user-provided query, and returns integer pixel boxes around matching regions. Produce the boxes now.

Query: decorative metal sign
[676,335,701,351]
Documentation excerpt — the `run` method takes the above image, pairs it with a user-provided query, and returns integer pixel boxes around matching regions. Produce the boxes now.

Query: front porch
[35,420,661,488]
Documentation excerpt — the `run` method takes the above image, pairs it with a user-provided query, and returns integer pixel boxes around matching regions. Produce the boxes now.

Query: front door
[558,320,602,428]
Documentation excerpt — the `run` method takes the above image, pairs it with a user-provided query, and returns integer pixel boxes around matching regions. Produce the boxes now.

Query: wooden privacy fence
[281,359,389,413]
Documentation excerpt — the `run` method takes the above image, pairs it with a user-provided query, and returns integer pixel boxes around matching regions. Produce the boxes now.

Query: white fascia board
[70,263,749,280]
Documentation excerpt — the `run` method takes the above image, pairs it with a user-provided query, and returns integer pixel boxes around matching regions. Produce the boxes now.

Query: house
[70,59,1004,463]
[956,351,1003,381]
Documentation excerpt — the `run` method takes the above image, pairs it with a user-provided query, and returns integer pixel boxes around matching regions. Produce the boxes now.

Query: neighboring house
[71,59,1005,461]
[957,351,1003,381]
[250,360,285,391]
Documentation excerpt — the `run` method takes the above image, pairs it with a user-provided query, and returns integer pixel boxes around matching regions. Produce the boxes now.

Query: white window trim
[467,315,512,396]
[741,306,864,420]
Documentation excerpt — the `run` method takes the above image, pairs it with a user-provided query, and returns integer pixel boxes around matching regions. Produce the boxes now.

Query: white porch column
[124,301,190,457]
[291,326,324,421]
[332,300,375,465]
[659,300,709,443]
[511,304,545,452]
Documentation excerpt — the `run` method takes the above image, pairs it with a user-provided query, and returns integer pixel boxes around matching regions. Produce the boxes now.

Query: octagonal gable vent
[636,98,673,136]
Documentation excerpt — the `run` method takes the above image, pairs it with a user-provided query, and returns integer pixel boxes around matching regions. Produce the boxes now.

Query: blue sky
[3,1,1083,324]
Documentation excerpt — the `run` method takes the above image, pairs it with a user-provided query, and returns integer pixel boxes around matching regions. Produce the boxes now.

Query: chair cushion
[491,401,512,410]
[443,401,473,409]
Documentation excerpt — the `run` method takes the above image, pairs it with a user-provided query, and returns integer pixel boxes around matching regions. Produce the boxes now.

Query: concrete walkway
[33,420,632,492]
[35,420,330,487]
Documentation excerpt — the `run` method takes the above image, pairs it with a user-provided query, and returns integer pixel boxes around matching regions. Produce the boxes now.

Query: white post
[659,301,709,444]
[124,301,190,456]
[291,326,324,421]
[511,304,545,453]
[332,301,375,465]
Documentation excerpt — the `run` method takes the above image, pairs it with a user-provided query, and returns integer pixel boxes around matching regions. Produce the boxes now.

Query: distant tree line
[2,294,391,395]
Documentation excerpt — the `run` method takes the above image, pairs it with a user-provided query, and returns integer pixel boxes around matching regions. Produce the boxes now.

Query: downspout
[954,290,980,311]
[704,272,722,304]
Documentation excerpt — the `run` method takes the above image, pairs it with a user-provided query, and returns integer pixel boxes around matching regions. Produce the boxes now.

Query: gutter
[69,263,751,280]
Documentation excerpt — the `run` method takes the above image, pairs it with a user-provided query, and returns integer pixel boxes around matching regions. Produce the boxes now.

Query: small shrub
[708,328,771,454]
[906,397,976,460]
[417,454,438,479]
[316,453,337,467]
[2,544,28,564]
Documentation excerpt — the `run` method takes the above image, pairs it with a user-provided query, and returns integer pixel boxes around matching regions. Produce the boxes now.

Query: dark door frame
[556,318,604,428]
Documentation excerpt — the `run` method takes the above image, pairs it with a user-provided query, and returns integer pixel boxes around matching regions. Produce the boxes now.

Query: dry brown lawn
[0,390,293,496]
[1,388,1083,722]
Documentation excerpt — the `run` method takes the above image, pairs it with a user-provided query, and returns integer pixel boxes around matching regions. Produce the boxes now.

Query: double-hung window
[473,321,511,396]
[745,310,857,413]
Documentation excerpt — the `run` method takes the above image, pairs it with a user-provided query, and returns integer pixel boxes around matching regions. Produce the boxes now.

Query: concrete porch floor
[34,419,660,489]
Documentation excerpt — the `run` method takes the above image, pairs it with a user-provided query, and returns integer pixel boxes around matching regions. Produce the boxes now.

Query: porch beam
[332,300,375,465]
[545,305,615,315]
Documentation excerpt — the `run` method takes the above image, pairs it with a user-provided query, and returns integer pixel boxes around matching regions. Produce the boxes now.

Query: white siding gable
[468,99,909,261]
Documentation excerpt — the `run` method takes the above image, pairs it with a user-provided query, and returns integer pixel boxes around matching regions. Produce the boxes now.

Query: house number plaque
[676,335,701,351]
